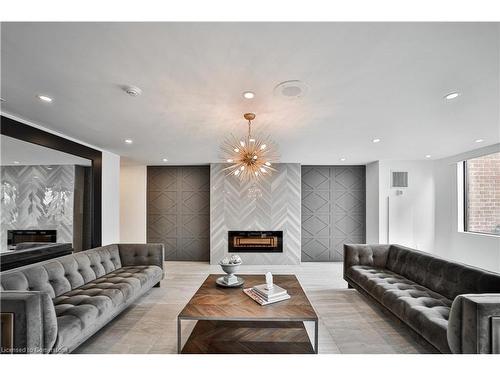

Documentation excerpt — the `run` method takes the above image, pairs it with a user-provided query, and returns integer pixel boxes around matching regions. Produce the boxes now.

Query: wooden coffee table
[177,274,319,354]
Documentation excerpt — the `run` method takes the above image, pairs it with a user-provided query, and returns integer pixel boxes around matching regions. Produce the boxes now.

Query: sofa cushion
[52,265,162,352]
[347,265,452,353]
[0,244,122,298]
[385,245,500,300]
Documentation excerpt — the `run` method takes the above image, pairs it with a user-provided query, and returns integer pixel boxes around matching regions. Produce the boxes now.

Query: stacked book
[243,283,290,305]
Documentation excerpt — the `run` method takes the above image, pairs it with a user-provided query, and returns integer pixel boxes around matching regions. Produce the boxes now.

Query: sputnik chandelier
[221,113,279,182]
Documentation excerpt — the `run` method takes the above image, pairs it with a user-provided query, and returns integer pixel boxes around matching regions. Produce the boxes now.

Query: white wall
[120,164,147,243]
[101,151,121,245]
[378,161,435,251]
[365,161,380,243]
[366,160,435,251]
[434,144,500,272]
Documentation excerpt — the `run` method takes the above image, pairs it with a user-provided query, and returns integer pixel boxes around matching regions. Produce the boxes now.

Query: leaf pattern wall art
[44,186,71,223]
[1,181,18,224]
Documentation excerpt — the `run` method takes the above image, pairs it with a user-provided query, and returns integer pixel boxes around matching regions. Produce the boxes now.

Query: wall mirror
[1,116,102,255]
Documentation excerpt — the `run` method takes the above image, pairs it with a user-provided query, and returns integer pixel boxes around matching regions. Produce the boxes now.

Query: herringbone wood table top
[179,274,318,321]
[180,320,315,354]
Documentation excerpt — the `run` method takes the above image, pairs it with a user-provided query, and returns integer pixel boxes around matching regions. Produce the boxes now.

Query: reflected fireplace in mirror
[7,230,57,250]
[0,133,94,253]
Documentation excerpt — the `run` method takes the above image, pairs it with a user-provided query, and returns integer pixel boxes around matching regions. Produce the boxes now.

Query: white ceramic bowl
[220,262,241,274]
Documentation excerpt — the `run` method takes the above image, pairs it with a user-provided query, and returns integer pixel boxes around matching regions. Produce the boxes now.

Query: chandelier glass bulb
[221,113,279,182]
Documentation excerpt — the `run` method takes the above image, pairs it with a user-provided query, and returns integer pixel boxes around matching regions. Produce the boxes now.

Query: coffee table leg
[177,317,181,354]
[314,319,319,354]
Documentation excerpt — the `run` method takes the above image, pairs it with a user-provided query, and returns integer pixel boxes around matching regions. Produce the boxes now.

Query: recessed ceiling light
[123,85,142,97]
[242,91,255,99]
[162,158,168,162]
[372,138,381,143]
[13,161,19,164]
[37,95,53,103]
[475,139,484,143]
[444,92,460,100]
[425,155,432,159]
[124,139,133,144]
[340,157,346,161]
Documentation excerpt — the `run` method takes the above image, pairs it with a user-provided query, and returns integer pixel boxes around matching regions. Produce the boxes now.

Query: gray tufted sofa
[344,244,500,354]
[0,243,164,354]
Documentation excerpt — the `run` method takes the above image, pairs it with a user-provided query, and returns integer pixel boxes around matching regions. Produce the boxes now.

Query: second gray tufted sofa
[0,243,164,354]
[344,244,500,354]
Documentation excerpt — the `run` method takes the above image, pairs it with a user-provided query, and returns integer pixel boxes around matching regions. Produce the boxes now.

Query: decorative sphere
[230,254,242,264]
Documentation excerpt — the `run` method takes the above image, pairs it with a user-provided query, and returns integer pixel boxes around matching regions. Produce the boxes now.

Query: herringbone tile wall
[210,163,301,265]
[1,165,75,250]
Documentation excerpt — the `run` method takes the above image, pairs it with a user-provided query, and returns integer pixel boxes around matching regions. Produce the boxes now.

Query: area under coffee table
[177,274,319,354]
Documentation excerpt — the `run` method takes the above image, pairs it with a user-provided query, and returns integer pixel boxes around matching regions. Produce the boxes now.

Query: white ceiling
[1,22,499,165]
[0,135,91,166]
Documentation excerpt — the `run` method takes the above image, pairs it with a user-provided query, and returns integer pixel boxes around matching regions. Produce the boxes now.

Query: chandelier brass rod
[220,112,279,182]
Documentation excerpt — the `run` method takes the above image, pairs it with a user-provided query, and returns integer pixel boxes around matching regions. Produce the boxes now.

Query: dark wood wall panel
[147,166,210,261]
[301,166,366,262]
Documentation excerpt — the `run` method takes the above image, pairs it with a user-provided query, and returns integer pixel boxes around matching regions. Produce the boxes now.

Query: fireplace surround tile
[210,163,301,265]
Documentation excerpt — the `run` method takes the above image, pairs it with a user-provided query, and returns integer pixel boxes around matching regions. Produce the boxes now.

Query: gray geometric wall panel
[147,166,210,261]
[210,163,301,265]
[1,165,75,250]
[301,166,365,261]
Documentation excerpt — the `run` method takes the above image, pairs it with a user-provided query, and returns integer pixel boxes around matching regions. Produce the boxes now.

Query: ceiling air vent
[391,171,408,188]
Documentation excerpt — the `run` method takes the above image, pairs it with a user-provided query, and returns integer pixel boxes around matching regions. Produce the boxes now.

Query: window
[464,151,500,235]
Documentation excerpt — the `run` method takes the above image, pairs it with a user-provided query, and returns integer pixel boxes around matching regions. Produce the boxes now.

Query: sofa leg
[154,282,161,288]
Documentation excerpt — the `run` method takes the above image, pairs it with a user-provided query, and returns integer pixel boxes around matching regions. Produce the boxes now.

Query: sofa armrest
[448,294,500,354]
[0,291,57,354]
[343,244,391,279]
[118,243,165,273]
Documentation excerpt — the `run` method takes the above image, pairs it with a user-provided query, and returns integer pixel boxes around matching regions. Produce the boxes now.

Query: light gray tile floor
[74,261,436,354]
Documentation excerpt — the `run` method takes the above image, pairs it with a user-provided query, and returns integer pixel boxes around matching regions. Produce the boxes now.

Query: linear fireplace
[7,230,57,250]
[228,231,283,253]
